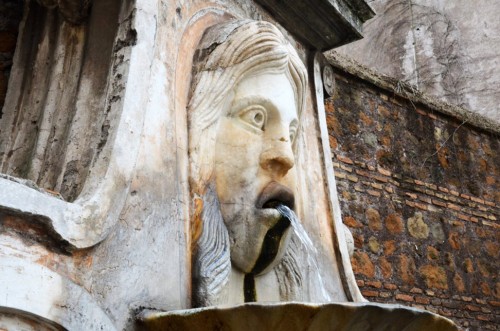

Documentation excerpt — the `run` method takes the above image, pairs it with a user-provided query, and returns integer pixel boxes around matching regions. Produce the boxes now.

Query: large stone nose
[259,137,295,177]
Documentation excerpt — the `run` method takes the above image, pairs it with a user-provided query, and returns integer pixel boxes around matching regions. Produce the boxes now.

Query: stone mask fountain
[0,2,459,330]
[138,19,458,331]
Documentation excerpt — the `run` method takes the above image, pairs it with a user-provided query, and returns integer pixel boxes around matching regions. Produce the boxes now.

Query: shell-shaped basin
[138,302,458,331]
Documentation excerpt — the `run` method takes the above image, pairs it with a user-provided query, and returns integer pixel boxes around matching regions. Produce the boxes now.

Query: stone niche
[0,0,457,330]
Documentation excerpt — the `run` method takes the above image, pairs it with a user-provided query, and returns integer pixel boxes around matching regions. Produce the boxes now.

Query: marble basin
[138,302,458,331]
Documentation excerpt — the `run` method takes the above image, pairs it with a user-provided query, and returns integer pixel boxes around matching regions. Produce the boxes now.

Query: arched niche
[175,8,364,305]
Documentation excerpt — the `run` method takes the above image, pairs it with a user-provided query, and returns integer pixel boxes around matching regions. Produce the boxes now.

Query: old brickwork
[326,66,500,330]
[0,0,22,114]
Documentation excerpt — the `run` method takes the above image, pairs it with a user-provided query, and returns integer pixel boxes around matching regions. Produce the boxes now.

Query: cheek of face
[214,117,268,272]
[214,117,264,208]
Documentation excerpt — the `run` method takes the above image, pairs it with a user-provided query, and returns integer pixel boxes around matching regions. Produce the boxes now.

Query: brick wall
[0,0,22,114]
[326,65,499,330]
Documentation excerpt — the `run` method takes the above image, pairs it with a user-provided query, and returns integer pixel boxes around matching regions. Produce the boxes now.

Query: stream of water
[276,205,332,302]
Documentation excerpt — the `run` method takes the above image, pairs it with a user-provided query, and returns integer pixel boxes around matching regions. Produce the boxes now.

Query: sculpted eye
[238,106,267,131]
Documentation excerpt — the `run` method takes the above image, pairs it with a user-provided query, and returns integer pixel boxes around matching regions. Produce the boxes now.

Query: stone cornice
[255,0,375,50]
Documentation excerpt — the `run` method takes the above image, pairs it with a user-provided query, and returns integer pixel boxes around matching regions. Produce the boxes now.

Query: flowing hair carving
[188,19,307,306]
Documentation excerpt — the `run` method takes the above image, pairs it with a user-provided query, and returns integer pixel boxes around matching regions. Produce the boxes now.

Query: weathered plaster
[335,0,500,122]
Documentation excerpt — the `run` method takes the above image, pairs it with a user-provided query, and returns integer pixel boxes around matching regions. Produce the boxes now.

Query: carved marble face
[214,71,299,274]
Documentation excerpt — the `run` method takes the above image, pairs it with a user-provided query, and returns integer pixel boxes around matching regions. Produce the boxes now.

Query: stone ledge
[255,0,375,50]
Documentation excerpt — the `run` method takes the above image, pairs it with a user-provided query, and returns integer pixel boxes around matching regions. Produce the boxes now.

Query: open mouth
[256,182,295,210]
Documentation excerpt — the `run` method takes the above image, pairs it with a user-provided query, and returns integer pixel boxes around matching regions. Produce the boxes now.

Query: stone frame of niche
[311,52,365,302]
[0,1,156,250]
[173,7,236,278]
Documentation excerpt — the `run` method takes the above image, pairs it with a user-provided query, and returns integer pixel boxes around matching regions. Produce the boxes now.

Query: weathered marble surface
[139,302,459,331]
[336,0,500,122]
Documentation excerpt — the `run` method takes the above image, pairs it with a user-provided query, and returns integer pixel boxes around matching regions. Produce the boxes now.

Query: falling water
[276,205,332,302]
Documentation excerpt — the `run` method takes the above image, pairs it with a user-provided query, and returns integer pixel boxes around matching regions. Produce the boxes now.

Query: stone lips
[256,181,295,210]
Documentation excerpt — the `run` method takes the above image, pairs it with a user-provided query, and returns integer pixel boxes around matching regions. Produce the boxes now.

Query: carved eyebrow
[230,96,298,125]
[229,96,277,117]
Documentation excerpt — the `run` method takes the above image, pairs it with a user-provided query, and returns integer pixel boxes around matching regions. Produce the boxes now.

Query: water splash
[276,205,332,302]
